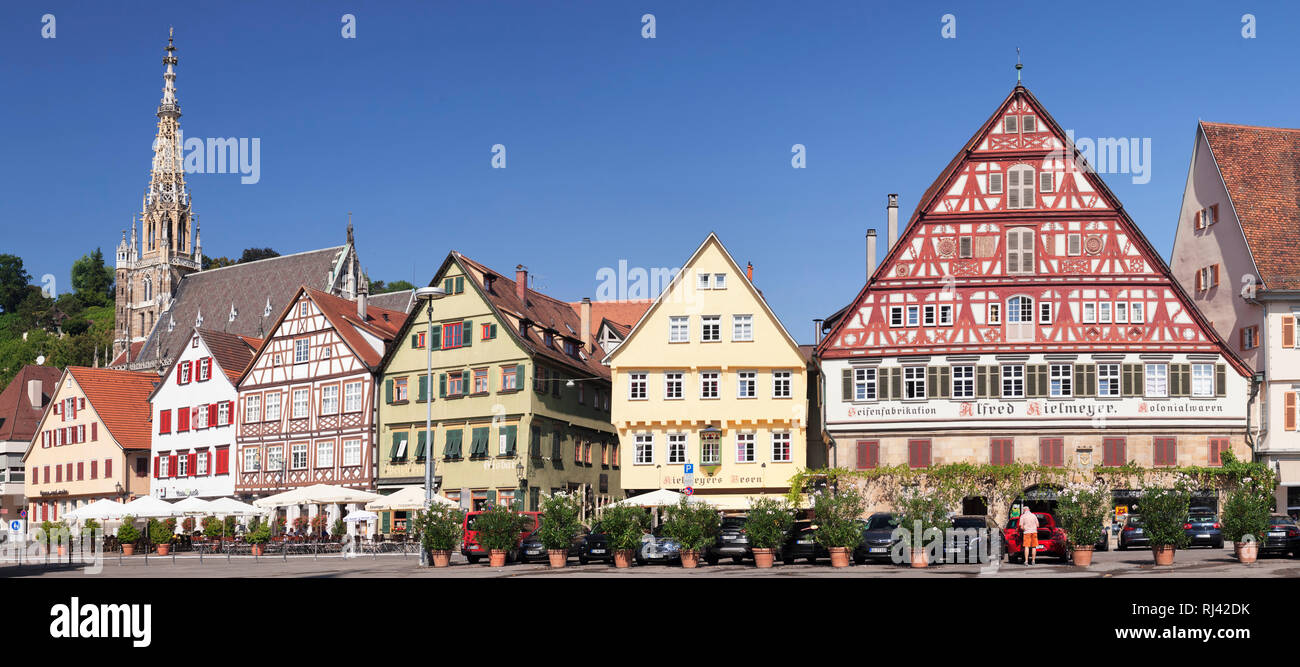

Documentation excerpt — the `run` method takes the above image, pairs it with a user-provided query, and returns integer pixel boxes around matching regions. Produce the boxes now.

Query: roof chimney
[580,297,592,352]
[887,194,899,250]
[813,319,824,345]
[357,276,369,321]
[866,229,878,280]
[746,262,754,282]
[27,378,43,408]
[515,265,528,305]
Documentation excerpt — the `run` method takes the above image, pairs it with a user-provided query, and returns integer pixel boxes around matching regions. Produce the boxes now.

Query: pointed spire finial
[346,212,354,245]
[1015,48,1023,84]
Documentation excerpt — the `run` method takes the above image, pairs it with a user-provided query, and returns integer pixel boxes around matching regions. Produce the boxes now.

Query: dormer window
[564,339,578,357]
[543,331,554,347]
[697,272,711,290]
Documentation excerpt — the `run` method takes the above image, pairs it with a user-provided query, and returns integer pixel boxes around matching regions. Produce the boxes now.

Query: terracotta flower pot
[614,549,635,568]
[1237,541,1258,564]
[57,545,67,557]
[121,544,135,556]
[829,546,851,568]
[156,544,170,556]
[548,549,568,568]
[1072,545,1095,567]
[1152,545,1176,566]
[910,547,928,568]
[429,549,451,567]
[752,548,775,568]
[489,549,507,567]
[251,544,264,556]
[679,550,699,569]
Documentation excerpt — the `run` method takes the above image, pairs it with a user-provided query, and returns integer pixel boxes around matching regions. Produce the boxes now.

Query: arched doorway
[1014,484,1061,516]
[961,496,989,516]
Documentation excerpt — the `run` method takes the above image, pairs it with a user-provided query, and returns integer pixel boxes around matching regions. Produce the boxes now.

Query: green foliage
[1221,485,1272,544]
[536,491,583,550]
[239,247,280,264]
[812,485,867,549]
[372,279,416,294]
[70,248,113,307]
[245,523,272,545]
[1140,479,1193,549]
[202,516,225,538]
[1056,480,1111,548]
[893,487,950,549]
[81,519,102,537]
[147,518,173,544]
[36,520,69,547]
[660,498,721,552]
[745,497,795,549]
[116,516,141,543]
[599,504,651,551]
[332,518,346,537]
[0,254,30,314]
[412,504,465,551]
[471,503,526,551]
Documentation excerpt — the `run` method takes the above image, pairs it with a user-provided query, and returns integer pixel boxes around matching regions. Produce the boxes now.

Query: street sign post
[683,487,694,496]
[9,519,25,542]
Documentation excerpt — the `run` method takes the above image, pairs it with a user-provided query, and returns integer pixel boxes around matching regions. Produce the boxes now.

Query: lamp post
[414,286,447,565]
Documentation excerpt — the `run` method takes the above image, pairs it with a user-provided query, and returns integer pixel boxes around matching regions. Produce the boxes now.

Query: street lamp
[414,285,447,565]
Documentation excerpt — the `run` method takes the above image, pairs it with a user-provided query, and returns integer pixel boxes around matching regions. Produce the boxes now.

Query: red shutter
[154,456,160,478]
[79,398,85,410]
[1283,316,1295,349]
[177,363,184,384]
[188,452,197,476]
[105,458,111,478]
[90,460,97,479]
[208,403,218,427]
[169,454,178,477]
[1211,203,1219,223]
[1194,211,1202,229]
[216,447,229,475]
[159,409,170,434]
[227,401,236,424]
[90,422,97,441]
[178,407,189,432]
[1285,392,1297,431]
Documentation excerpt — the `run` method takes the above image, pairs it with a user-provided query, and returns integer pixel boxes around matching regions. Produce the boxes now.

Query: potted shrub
[600,504,650,568]
[291,515,309,534]
[745,498,795,568]
[245,523,272,555]
[181,517,195,533]
[81,518,102,539]
[38,520,70,557]
[412,504,465,567]
[1056,480,1110,567]
[202,516,225,539]
[537,491,582,568]
[813,485,867,567]
[661,498,720,568]
[148,519,174,555]
[472,502,525,567]
[116,516,140,555]
[1140,482,1192,566]
[1222,482,1271,564]
[331,518,347,540]
[894,487,948,568]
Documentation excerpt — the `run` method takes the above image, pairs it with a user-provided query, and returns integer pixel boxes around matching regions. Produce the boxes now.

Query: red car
[461,511,541,564]
[1003,512,1068,562]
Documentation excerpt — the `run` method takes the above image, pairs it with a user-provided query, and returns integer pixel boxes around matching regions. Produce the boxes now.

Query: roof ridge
[1201,120,1300,132]
[185,245,347,277]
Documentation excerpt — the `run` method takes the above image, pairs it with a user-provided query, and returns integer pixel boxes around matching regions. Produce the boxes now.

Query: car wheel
[1117,544,1126,551]
[705,555,719,565]
[782,554,795,565]
[578,556,588,565]
[807,556,818,565]
[731,556,744,565]
[635,554,646,566]
[854,554,867,565]
[466,555,480,564]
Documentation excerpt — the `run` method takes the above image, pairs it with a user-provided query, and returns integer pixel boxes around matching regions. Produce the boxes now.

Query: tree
[238,248,280,264]
[374,279,415,294]
[0,254,31,314]
[70,248,113,307]
[201,254,236,270]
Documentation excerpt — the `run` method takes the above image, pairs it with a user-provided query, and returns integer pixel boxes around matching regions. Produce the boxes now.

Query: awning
[689,493,809,511]
[1279,460,1300,486]
[367,486,458,511]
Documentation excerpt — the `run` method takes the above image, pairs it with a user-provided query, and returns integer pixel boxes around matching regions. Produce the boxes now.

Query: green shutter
[415,430,428,459]
[530,426,541,457]
[430,325,441,349]
[489,324,498,339]
[940,367,950,398]
[552,429,563,460]
[1215,364,1226,397]
[463,321,473,347]
[976,367,988,398]
[439,373,446,398]
[385,379,394,404]
[502,425,517,455]
[1084,364,1096,397]
[926,366,939,399]
[1074,365,1088,397]
[1121,364,1136,396]
[390,432,403,460]
[470,427,489,458]
[381,511,390,533]
[842,368,853,400]
[988,366,1001,398]
[889,368,901,400]
[444,278,453,294]
[411,334,420,349]
[443,430,462,458]
[455,276,464,294]
[418,374,428,401]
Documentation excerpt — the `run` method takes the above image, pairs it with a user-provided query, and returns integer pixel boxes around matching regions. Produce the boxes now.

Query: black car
[706,516,750,565]
[578,527,612,564]
[780,520,828,564]
[940,515,1004,564]
[1118,515,1149,550]
[1184,513,1224,549]
[854,512,900,564]
[517,526,588,563]
[635,524,682,565]
[1261,514,1299,556]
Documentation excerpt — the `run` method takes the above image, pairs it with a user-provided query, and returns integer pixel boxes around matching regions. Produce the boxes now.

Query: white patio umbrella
[342,510,378,522]
[206,497,264,516]
[253,484,382,507]
[119,496,186,518]
[607,489,692,507]
[63,498,128,521]
[366,486,457,511]
[171,496,214,514]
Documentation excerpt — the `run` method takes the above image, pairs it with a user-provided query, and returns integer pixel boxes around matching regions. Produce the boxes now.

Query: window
[1004,115,1018,133]
[195,404,208,429]
[988,173,1003,195]
[634,434,653,465]
[481,323,497,340]
[990,438,1014,465]
[697,272,711,290]
[735,433,755,463]
[299,302,309,317]
[1099,302,1112,324]
[291,443,308,469]
[442,322,464,349]
[1039,171,1053,193]
[1153,437,1178,467]
[1039,302,1052,324]
[1006,228,1035,272]
[292,388,310,418]
[1196,205,1219,229]
[159,455,170,478]
[1049,364,1073,397]
[1131,302,1145,324]
[853,367,877,401]
[321,386,339,414]
[1196,265,1221,291]
[1039,437,1064,467]
[773,371,792,398]
[294,339,309,364]
[267,446,283,471]
[265,393,281,421]
[1007,167,1035,210]
[502,366,519,391]
[667,434,686,464]
[198,358,210,381]
[732,314,753,341]
[923,305,936,326]
[1083,303,1097,323]
[245,395,261,422]
[1191,363,1214,397]
[344,382,363,412]
[700,372,719,399]
[908,439,932,468]
[448,372,464,396]
[217,401,230,426]
[473,368,488,394]
[938,304,954,325]
[701,433,720,465]
[179,362,191,384]
[243,448,259,473]
[890,306,904,327]
[343,439,362,466]
[701,316,721,342]
[176,452,188,477]
[856,440,880,469]
[737,371,756,398]
[713,273,727,289]
[1067,233,1082,255]
[1240,326,1259,350]
[664,372,684,400]
[1144,364,1168,397]
[1116,302,1128,323]
[196,451,208,476]
[987,303,1001,324]
[772,432,792,462]
[1022,115,1037,132]
[903,366,926,400]
[1007,296,1033,323]
[952,365,974,399]
[669,316,689,342]
[906,305,920,327]
[629,373,647,400]
[1097,363,1121,397]
[1002,365,1025,398]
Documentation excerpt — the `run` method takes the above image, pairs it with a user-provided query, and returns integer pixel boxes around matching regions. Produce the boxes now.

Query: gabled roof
[1200,121,1300,291]
[109,342,145,367]
[369,289,415,314]
[569,300,653,342]
[0,365,62,442]
[199,328,261,384]
[65,367,158,451]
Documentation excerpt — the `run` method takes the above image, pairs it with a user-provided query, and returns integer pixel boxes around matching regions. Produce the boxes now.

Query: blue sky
[2,1,1298,343]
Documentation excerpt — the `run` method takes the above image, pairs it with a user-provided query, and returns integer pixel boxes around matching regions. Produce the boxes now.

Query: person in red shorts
[1018,509,1040,565]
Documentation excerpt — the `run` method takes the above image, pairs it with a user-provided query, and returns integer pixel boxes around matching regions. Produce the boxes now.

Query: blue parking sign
[684,463,694,474]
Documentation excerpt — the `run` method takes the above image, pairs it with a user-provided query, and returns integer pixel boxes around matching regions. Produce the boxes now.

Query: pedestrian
[1018,508,1040,565]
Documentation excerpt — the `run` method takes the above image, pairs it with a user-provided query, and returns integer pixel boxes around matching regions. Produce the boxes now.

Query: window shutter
[227,400,235,422]
[1194,210,1202,229]
[889,368,901,400]
[856,441,868,469]
[976,367,988,398]
[418,374,428,401]
[1025,365,1038,397]
[516,364,525,390]
[385,379,394,404]
[1039,172,1052,193]
[1211,264,1219,288]
[390,433,403,460]
[168,454,178,477]
[1283,316,1295,348]
[153,456,160,477]
[1286,392,1297,431]
[939,367,951,398]
[1122,364,1139,396]
[91,422,96,441]
[439,373,447,398]
[842,369,853,400]
[462,321,472,347]
[208,403,218,426]
[188,452,197,476]
[411,334,420,349]
[160,410,169,434]
[1210,204,1219,223]
[1215,364,1226,397]
[927,367,940,399]
[177,364,184,384]
[989,173,1002,194]
[1073,365,1088,397]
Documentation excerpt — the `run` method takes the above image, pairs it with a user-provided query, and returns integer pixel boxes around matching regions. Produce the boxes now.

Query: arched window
[1007,295,1034,323]
[1007,164,1035,209]
[143,276,153,301]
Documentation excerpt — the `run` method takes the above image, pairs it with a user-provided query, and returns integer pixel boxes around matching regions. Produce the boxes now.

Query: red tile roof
[569,300,653,341]
[66,367,158,450]
[305,288,407,369]
[197,328,261,384]
[1201,121,1300,291]
[109,342,145,367]
[0,365,63,442]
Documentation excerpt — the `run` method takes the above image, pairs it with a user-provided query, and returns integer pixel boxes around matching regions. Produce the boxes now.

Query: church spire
[140,28,196,265]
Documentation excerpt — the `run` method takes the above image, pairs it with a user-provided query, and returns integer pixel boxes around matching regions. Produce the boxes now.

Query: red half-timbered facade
[234,286,406,498]
[818,85,1253,516]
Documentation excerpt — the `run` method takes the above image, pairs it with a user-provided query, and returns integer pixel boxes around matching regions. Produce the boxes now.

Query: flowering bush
[599,504,651,551]
[745,497,795,549]
[536,491,583,550]
[471,502,526,551]
[291,516,309,532]
[1139,473,1193,549]
[412,504,465,551]
[661,498,721,553]
[1056,480,1111,548]
[309,514,328,532]
[1221,475,1272,546]
[181,517,195,532]
[892,486,949,550]
[812,485,867,549]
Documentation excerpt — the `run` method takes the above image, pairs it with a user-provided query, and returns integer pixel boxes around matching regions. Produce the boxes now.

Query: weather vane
[1016,48,1023,83]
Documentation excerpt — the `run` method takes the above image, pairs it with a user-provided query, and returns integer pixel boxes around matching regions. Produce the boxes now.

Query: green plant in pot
[813,485,867,567]
[1139,477,1192,565]
[893,486,949,568]
[37,520,70,554]
[1222,484,1271,563]
[1056,479,1111,566]
[245,523,272,555]
[202,516,224,539]
[116,516,141,555]
[81,518,102,539]
[331,518,346,539]
[472,502,526,566]
[537,491,582,567]
[412,504,465,567]
[745,497,795,568]
[599,504,651,568]
[661,498,720,568]
[147,519,174,555]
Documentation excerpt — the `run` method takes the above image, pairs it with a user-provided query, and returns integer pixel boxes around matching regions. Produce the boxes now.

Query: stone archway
[1014,484,1062,516]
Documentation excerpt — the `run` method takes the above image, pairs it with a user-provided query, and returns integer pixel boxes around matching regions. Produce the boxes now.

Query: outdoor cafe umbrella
[63,498,128,522]
[366,485,457,511]
[342,510,378,522]
[119,496,186,518]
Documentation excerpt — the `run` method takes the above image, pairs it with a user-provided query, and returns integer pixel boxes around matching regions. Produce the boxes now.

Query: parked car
[1003,512,1068,562]
[1183,513,1224,549]
[706,516,751,565]
[854,512,900,563]
[780,520,828,564]
[517,524,589,563]
[461,510,542,564]
[1261,514,1299,557]
[1118,515,1149,550]
[635,525,682,565]
[577,526,611,564]
[941,515,1004,564]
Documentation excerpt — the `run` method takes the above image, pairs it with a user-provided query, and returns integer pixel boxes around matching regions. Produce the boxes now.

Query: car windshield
[1270,516,1297,527]
[1126,516,1143,527]
[721,517,747,530]
[952,517,987,529]
[1187,515,1216,523]
[1005,514,1048,529]
[865,514,898,530]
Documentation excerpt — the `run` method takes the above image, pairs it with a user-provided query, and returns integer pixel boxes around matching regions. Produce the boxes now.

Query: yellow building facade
[607,234,812,509]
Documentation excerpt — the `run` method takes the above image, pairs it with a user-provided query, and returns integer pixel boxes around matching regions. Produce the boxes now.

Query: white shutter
[989,173,1003,194]
[1020,230,1035,272]
[1040,172,1053,193]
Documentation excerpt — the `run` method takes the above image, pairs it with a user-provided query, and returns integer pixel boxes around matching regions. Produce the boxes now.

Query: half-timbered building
[234,283,406,502]
[818,84,1253,518]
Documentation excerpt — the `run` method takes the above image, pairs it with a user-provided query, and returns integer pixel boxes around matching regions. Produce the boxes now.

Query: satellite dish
[35,355,45,366]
